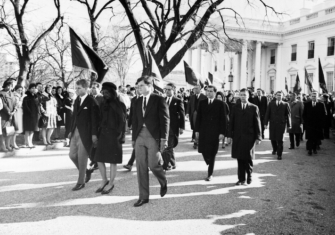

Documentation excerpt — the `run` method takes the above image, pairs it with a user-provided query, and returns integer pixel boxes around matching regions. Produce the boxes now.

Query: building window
[308,41,314,59]
[230,57,234,70]
[327,37,335,56]
[270,49,275,64]
[270,76,275,92]
[290,74,295,91]
[326,71,334,92]
[214,61,217,72]
[291,44,297,61]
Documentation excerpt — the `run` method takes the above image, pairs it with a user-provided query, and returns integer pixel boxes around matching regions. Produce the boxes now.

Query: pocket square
[174,103,177,105]
[84,107,88,109]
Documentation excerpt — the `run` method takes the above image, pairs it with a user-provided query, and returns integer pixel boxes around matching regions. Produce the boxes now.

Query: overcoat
[0,90,17,131]
[287,100,304,134]
[22,91,40,132]
[226,100,236,138]
[264,100,291,141]
[70,95,99,156]
[187,93,206,130]
[194,98,226,157]
[94,99,127,164]
[302,101,326,140]
[229,102,261,160]
[166,96,185,137]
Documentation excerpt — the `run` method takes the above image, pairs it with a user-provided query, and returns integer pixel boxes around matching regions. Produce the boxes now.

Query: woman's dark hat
[102,82,117,91]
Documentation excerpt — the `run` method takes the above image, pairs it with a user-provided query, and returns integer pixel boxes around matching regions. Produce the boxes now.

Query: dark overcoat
[264,100,291,141]
[226,100,236,138]
[252,96,268,121]
[94,99,127,164]
[70,95,100,155]
[187,93,206,130]
[229,102,261,160]
[194,99,226,157]
[0,90,17,130]
[166,96,185,137]
[287,100,303,134]
[302,101,326,140]
[22,91,40,132]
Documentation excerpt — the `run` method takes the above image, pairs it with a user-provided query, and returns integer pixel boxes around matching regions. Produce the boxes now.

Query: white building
[0,53,19,83]
[175,0,335,94]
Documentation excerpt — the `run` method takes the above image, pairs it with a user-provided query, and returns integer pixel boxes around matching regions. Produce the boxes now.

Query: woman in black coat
[226,92,236,144]
[22,83,40,148]
[216,92,230,149]
[93,82,126,194]
[64,89,75,147]
[54,86,65,139]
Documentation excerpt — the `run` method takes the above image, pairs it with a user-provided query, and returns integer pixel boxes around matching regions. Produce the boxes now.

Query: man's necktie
[143,97,147,112]
[209,100,212,105]
[77,97,81,110]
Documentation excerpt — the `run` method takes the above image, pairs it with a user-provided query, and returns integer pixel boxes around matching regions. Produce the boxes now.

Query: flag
[318,58,328,93]
[184,61,202,87]
[304,68,314,92]
[69,27,108,82]
[285,77,288,93]
[251,77,255,88]
[293,73,302,94]
[148,51,164,94]
[208,72,213,84]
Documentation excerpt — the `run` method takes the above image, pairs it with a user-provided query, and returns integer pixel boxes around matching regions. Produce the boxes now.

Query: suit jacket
[302,101,326,140]
[93,93,104,107]
[251,95,268,120]
[187,93,206,129]
[287,100,303,134]
[229,102,261,160]
[132,93,169,141]
[166,96,185,136]
[195,98,226,157]
[264,100,291,141]
[70,95,100,155]
[128,96,139,128]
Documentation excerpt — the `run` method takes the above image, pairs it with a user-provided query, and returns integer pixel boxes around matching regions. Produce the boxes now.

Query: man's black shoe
[72,183,85,191]
[85,169,93,183]
[277,156,282,160]
[235,181,246,186]
[296,142,300,147]
[316,145,320,150]
[288,146,294,150]
[313,150,317,154]
[272,151,277,155]
[160,180,168,197]
[308,150,312,156]
[134,199,149,207]
[247,179,252,184]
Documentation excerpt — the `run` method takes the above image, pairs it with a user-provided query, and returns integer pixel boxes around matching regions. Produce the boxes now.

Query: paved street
[0,122,335,235]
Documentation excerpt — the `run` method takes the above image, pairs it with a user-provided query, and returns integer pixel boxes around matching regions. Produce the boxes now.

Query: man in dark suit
[303,91,326,155]
[68,79,99,191]
[187,84,206,149]
[264,91,291,160]
[132,76,169,207]
[124,84,141,171]
[251,88,268,139]
[230,88,262,185]
[164,82,185,169]
[195,85,226,181]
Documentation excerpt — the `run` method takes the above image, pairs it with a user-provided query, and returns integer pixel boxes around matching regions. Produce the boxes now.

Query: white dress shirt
[208,98,214,105]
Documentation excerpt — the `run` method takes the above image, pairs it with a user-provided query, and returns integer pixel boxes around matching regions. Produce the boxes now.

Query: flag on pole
[304,68,314,92]
[293,73,302,94]
[318,58,328,93]
[208,72,213,84]
[69,27,108,82]
[184,61,203,87]
[148,51,164,94]
[285,77,289,93]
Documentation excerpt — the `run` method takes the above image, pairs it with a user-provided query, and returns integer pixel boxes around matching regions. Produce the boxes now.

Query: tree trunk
[90,18,99,52]
[17,57,31,87]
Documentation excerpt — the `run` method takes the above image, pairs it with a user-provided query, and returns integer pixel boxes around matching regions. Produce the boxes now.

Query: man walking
[165,83,185,170]
[187,84,206,149]
[132,76,169,207]
[68,79,99,191]
[252,88,268,139]
[264,91,291,160]
[303,91,326,155]
[229,88,262,185]
[287,93,304,149]
[195,85,226,181]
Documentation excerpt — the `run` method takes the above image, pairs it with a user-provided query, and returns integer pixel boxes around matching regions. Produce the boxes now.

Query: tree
[117,0,280,78]
[0,0,62,86]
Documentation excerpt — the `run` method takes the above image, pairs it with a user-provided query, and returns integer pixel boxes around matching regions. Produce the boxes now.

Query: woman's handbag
[4,126,15,136]
[38,115,49,128]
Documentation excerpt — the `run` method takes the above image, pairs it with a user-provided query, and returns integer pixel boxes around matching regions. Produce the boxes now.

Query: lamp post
[228,72,234,91]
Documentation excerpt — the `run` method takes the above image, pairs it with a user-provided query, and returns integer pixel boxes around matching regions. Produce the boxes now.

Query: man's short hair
[36,82,42,86]
[130,87,136,91]
[207,85,217,92]
[166,82,176,90]
[290,92,297,97]
[275,91,283,95]
[240,88,249,93]
[136,75,153,86]
[126,84,131,88]
[92,82,101,90]
[76,79,89,88]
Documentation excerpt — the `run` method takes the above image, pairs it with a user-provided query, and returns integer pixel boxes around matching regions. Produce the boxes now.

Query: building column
[187,49,193,67]
[240,40,248,89]
[254,41,262,89]
[195,47,202,75]
[261,46,267,91]
[275,43,283,92]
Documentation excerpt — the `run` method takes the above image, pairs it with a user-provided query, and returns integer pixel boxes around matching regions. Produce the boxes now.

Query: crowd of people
[1,75,334,208]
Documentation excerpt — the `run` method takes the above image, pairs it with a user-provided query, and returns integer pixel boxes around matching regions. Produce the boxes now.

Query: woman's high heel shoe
[95,181,109,193]
[101,184,114,195]
[10,145,20,150]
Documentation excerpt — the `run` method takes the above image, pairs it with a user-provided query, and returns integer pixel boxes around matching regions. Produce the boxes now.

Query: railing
[306,12,318,20]
[290,18,300,25]
[325,6,335,15]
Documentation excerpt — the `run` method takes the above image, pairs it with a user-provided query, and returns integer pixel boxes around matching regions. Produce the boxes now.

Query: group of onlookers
[0,78,76,152]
